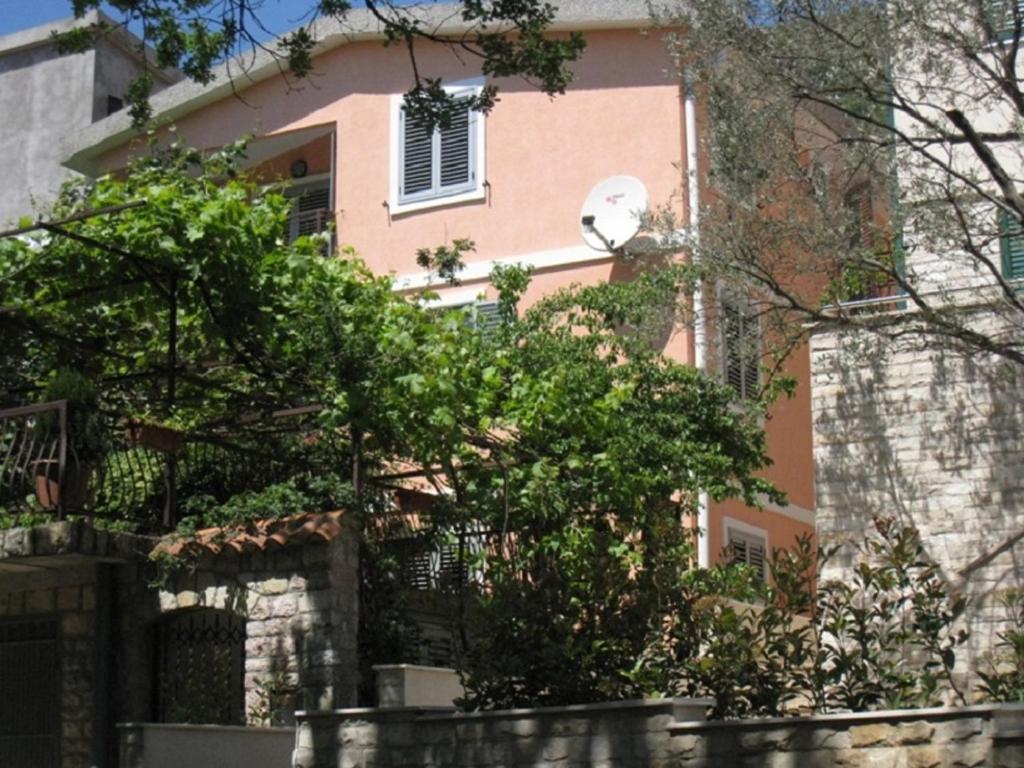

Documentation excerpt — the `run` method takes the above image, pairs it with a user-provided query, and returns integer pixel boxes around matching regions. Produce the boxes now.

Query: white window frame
[388,77,486,216]
[722,517,769,580]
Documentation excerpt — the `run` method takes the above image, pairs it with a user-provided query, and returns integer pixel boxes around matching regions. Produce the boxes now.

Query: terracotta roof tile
[155,510,346,559]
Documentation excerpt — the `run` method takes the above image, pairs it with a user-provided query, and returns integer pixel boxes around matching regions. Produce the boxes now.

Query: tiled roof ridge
[156,509,347,558]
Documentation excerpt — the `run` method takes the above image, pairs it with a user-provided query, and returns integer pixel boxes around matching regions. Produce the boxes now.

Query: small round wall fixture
[290,159,308,179]
[579,175,648,251]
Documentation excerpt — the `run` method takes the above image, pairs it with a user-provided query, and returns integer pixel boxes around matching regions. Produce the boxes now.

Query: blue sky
[0,1,313,39]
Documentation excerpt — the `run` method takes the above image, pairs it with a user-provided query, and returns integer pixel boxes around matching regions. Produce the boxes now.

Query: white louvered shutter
[401,110,434,198]
[399,97,476,204]
[287,182,332,243]
[470,300,503,333]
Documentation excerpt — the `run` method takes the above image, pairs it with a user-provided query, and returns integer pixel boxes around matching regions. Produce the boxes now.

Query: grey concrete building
[0,12,180,226]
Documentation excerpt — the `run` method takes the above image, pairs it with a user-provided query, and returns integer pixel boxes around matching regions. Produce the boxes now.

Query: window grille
[156,609,246,725]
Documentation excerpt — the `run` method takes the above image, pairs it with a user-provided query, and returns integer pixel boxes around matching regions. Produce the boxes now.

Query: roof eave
[63,0,658,175]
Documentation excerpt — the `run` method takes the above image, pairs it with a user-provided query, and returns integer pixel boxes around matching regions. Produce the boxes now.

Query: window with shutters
[720,292,760,400]
[999,210,1024,280]
[464,300,504,333]
[391,80,485,213]
[986,0,1024,41]
[286,179,332,243]
[394,523,491,590]
[727,526,768,580]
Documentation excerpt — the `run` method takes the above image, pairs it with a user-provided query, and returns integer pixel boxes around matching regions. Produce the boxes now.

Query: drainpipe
[685,76,711,569]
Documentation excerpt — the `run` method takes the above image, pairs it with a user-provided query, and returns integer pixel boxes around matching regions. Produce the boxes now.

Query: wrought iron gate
[156,609,245,725]
[0,618,60,768]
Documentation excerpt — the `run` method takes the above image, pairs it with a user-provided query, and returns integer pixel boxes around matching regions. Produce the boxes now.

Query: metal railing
[0,401,72,517]
[369,508,513,591]
[0,400,303,532]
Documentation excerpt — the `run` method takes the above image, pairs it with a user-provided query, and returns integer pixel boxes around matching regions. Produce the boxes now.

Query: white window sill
[390,187,486,217]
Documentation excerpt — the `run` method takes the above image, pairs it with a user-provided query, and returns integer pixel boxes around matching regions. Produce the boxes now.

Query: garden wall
[116,511,361,726]
[811,322,1024,679]
[292,699,1024,768]
[119,723,294,768]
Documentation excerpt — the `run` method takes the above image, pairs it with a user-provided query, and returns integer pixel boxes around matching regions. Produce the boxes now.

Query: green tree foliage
[658,0,1024,367]
[629,517,969,719]
[979,588,1024,702]
[391,267,779,708]
[55,1,585,127]
[0,143,786,706]
[1,142,1009,712]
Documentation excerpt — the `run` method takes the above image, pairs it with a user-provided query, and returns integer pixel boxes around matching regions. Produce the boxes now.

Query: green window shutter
[987,1,1023,41]
[999,210,1024,279]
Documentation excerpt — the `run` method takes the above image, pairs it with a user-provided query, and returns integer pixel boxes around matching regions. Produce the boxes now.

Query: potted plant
[32,370,107,511]
[123,413,185,454]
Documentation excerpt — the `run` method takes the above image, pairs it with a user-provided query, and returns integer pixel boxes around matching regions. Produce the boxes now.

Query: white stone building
[811,2,1024,681]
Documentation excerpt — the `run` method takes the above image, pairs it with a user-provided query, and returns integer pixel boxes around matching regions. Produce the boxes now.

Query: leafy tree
[1,143,787,706]
[3,141,1007,711]
[633,518,970,719]
[384,266,782,708]
[657,0,1024,367]
[55,0,585,126]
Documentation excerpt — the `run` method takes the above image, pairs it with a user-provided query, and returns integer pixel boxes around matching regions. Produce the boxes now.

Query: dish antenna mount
[580,175,648,252]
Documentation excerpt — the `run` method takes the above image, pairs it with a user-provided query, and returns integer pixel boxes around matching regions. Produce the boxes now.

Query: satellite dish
[580,175,648,251]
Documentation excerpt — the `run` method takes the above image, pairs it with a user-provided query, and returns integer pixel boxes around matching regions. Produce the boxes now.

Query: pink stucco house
[63,0,816,572]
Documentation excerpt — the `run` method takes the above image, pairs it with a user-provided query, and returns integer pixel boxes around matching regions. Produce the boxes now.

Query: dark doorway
[0,618,60,768]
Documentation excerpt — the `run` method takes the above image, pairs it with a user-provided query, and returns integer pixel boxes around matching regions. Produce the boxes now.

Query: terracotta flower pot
[124,420,185,454]
[33,459,93,511]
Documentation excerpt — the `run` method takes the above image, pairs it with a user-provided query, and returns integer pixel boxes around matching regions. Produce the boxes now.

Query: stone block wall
[669,705,1024,767]
[0,564,98,768]
[810,322,1024,677]
[117,522,360,726]
[292,701,1024,768]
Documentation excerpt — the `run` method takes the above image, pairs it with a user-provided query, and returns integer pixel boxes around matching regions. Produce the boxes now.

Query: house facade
[0,3,825,764]
[64,0,817,574]
[0,11,180,227]
[810,3,1024,681]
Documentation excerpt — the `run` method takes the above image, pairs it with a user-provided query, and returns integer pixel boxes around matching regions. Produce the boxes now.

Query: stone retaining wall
[292,700,1024,768]
[119,723,294,768]
[811,322,1024,679]
[670,705,1024,767]
[115,523,360,726]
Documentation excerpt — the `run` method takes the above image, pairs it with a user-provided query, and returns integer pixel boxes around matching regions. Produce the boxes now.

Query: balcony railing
[368,508,514,591]
[0,400,72,516]
[0,400,299,532]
